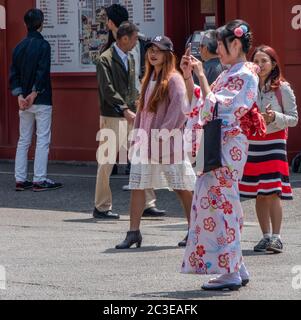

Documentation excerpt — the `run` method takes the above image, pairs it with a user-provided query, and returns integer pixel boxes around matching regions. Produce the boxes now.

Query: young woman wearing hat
[181,20,266,290]
[115,36,196,249]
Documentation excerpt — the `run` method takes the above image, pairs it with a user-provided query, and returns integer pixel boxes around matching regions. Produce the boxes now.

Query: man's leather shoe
[142,207,166,217]
[93,208,120,220]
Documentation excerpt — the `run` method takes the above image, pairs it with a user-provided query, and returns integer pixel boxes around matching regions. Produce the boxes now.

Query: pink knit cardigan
[134,72,189,164]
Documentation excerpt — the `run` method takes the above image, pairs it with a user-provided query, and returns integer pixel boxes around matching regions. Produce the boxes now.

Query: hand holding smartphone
[186,43,191,56]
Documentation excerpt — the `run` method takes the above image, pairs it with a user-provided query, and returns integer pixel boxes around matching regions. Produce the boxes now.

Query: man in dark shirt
[199,29,224,85]
[9,9,62,192]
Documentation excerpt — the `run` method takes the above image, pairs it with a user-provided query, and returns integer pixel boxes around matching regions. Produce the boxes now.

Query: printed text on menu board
[36,0,164,73]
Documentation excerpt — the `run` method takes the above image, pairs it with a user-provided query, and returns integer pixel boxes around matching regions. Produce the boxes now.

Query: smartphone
[186,43,191,56]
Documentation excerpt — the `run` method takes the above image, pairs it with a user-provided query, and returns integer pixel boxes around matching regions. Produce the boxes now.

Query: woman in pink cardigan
[116,36,196,249]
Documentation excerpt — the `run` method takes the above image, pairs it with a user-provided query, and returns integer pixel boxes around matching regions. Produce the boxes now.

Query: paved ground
[0,160,301,300]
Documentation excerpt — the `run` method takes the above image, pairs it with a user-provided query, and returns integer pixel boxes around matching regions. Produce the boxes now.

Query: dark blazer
[96,46,139,117]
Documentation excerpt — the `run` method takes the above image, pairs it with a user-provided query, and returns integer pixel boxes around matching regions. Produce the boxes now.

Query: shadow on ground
[0,174,185,217]
[104,246,178,254]
[132,289,233,300]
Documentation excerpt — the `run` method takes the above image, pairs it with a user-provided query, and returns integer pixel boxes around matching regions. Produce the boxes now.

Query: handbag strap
[275,87,284,114]
[212,102,219,120]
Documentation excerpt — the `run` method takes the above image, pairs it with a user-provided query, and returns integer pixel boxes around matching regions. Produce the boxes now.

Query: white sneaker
[122,184,130,191]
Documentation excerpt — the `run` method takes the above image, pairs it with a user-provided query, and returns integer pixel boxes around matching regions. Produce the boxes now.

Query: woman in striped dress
[240,46,298,253]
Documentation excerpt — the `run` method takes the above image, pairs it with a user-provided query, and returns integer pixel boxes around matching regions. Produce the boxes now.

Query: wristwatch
[114,105,129,117]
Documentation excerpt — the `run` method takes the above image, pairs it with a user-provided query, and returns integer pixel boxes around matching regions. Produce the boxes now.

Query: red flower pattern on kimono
[195,225,202,235]
[223,98,233,107]
[189,252,199,267]
[187,106,199,119]
[200,197,210,209]
[230,146,242,161]
[197,259,208,273]
[235,106,249,120]
[218,253,230,272]
[203,217,216,232]
[217,236,227,246]
[210,186,222,197]
[247,90,255,100]
[196,245,206,257]
[226,227,236,244]
[208,186,226,209]
[193,123,202,130]
[223,128,241,143]
[226,76,245,91]
[222,201,233,215]
[215,167,236,188]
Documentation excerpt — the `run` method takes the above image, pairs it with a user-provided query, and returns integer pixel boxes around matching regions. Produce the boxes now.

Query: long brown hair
[139,49,177,113]
[251,45,286,91]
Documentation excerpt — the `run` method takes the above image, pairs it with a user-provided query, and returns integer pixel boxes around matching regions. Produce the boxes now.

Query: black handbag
[203,102,222,173]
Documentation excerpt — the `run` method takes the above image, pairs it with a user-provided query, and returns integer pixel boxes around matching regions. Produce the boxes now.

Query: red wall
[164,0,190,58]
[225,0,301,159]
[1,0,300,161]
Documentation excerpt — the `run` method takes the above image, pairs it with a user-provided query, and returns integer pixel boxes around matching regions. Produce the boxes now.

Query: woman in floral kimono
[181,20,266,290]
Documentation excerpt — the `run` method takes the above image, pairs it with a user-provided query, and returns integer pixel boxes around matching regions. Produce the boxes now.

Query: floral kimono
[182,62,261,275]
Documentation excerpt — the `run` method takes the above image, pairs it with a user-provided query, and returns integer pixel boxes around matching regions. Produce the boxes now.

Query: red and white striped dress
[239,130,292,199]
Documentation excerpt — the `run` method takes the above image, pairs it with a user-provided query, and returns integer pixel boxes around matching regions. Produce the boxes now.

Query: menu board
[36,0,165,73]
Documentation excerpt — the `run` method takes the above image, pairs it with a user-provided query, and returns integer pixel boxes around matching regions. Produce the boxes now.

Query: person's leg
[269,195,283,235]
[130,190,146,231]
[174,190,193,247]
[267,195,284,253]
[95,163,115,211]
[174,190,193,225]
[144,189,156,210]
[115,190,145,249]
[143,189,166,216]
[94,117,124,213]
[33,105,52,183]
[254,195,273,251]
[15,108,35,183]
[256,195,271,235]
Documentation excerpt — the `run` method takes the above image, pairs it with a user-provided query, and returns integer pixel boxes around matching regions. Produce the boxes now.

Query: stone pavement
[0,161,301,300]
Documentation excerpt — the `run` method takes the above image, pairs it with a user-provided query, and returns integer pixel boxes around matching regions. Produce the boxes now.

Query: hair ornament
[234,24,248,38]
[241,25,248,33]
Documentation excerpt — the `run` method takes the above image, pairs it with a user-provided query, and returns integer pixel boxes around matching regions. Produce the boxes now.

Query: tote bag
[195,102,222,173]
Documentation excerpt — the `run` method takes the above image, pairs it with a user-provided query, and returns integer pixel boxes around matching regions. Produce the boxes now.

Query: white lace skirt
[129,161,196,191]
